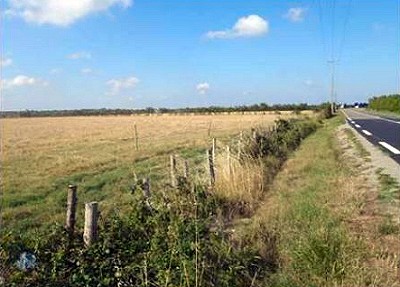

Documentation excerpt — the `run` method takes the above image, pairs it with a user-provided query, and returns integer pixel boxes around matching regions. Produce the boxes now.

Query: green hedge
[368,94,400,113]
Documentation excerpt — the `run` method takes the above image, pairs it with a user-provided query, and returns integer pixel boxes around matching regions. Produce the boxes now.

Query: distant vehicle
[352,102,368,108]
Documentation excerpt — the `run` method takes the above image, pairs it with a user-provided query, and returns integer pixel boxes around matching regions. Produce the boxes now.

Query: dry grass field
[2,111,308,232]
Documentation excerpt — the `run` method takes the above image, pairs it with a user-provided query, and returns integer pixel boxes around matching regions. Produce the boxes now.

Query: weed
[378,217,399,235]
[376,170,400,202]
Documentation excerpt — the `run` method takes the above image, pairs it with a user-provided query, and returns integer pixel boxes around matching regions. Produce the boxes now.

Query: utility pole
[328,59,336,114]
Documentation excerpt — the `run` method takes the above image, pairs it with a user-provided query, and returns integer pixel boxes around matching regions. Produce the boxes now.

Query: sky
[1,0,399,110]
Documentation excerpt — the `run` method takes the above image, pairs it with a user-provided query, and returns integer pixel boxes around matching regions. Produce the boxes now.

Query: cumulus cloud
[206,15,269,39]
[106,76,139,95]
[2,75,48,89]
[196,82,210,95]
[68,51,92,60]
[1,57,12,67]
[6,0,133,26]
[284,7,307,22]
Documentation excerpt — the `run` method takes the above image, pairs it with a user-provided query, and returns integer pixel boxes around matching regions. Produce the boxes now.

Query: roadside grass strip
[261,117,382,286]
[378,142,400,155]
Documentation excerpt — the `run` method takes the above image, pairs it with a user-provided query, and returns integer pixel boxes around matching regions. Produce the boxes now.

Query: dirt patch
[336,124,400,284]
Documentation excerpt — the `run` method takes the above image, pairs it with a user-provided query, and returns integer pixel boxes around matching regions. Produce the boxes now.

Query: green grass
[2,145,208,235]
[245,116,396,287]
[342,128,371,160]
[376,168,400,202]
[378,216,399,235]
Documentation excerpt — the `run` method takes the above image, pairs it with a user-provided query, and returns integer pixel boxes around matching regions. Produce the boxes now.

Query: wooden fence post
[170,154,177,187]
[252,129,257,141]
[238,131,243,158]
[183,160,190,179]
[208,121,212,137]
[66,184,77,234]
[142,177,153,211]
[212,138,216,163]
[207,149,215,186]
[134,123,139,151]
[142,177,150,198]
[84,202,99,246]
[226,146,231,176]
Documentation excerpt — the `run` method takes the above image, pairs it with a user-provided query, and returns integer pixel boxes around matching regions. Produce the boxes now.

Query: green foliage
[243,119,319,161]
[369,94,400,114]
[376,169,400,202]
[378,217,399,235]
[1,184,270,286]
[1,118,321,286]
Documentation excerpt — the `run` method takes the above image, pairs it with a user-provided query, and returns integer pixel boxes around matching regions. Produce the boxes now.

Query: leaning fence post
[207,149,215,186]
[66,184,77,234]
[170,154,177,187]
[84,202,99,246]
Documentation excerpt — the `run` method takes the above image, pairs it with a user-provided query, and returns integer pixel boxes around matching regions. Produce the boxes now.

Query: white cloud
[206,15,269,39]
[1,57,12,67]
[106,76,139,95]
[68,51,92,60]
[6,0,133,26]
[284,8,307,22]
[81,68,93,74]
[196,82,210,95]
[2,75,48,89]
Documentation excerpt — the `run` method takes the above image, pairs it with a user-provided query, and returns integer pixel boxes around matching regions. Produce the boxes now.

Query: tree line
[0,102,324,118]
[368,94,400,114]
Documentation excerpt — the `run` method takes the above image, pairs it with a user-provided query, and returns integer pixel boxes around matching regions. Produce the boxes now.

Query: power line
[329,0,337,113]
[317,0,328,61]
[397,0,400,93]
[330,0,336,62]
[337,0,353,62]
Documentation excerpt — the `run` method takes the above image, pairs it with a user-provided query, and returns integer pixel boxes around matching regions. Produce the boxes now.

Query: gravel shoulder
[344,122,400,183]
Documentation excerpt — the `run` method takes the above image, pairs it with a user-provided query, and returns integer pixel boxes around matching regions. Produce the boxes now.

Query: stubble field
[1,111,304,232]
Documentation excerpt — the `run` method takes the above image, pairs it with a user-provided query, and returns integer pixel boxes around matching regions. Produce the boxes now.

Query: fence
[63,132,255,246]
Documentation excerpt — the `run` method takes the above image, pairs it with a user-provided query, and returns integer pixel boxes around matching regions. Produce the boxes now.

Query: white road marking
[355,124,361,128]
[379,142,400,155]
[348,109,400,125]
[347,117,352,121]
[350,121,355,124]
[362,130,372,136]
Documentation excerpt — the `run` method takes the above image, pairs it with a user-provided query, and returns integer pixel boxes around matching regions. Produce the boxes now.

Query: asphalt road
[342,109,400,165]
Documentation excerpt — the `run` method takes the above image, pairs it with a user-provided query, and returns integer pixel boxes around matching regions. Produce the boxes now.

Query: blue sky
[1,0,399,110]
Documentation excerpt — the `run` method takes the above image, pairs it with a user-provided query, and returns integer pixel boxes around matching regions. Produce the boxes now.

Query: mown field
[1,111,307,233]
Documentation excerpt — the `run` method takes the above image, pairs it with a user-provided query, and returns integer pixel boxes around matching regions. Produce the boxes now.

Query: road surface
[342,109,400,165]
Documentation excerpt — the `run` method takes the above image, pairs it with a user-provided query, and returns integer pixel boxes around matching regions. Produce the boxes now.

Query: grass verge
[239,116,399,286]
